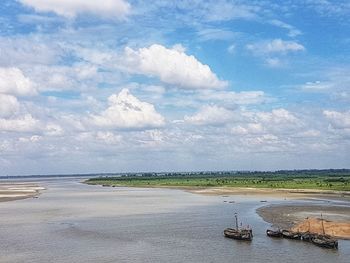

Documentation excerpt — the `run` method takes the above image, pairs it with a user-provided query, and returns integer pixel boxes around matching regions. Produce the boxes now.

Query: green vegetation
[85,169,350,191]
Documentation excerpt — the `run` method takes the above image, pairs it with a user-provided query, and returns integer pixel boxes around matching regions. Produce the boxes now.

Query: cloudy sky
[0,0,349,175]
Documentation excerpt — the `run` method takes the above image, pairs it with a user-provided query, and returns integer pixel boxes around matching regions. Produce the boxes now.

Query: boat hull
[266,229,282,238]
[312,236,338,249]
[224,228,253,241]
[281,230,300,240]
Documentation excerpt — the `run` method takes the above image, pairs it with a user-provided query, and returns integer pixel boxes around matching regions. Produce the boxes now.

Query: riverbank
[0,183,44,202]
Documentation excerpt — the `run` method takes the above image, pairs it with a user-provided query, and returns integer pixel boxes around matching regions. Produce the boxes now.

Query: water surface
[0,178,349,263]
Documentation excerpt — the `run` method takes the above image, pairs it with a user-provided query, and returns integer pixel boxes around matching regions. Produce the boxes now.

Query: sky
[0,0,350,175]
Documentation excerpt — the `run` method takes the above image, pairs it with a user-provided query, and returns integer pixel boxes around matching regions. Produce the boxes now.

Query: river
[0,178,349,263]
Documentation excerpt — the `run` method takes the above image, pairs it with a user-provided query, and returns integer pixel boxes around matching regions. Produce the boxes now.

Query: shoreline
[0,183,45,202]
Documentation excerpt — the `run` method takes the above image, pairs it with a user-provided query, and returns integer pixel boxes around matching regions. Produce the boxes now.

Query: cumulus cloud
[90,88,165,129]
[247,39,305,55]
[122,44,227,89]
[0,37,61,67]
[231,123,264,135]
[255,108,300,125]
[324,110,350,129]
[196,89,268,105]
[230,108,302,138]
[19,0,131,19]
[184,105,234,126]
[0,67,37,96]
[0,94,20,118]
[0,114,39,132]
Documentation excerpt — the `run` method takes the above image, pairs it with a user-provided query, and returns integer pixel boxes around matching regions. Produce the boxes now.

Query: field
[85,170,350,191]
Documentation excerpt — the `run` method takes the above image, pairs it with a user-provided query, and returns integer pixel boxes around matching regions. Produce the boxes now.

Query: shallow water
[0,178,349,263]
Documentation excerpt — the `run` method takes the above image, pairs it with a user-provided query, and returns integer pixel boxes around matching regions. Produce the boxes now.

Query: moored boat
[312,235,338,249]
[224,213,253,241]
[281,229,300,239]
[224,228,253,241]
[266,229,282,238]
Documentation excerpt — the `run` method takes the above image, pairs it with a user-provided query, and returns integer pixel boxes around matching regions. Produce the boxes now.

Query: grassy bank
[85,170,350,191]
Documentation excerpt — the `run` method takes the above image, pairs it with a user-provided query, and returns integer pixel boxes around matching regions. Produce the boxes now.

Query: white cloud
[301,81,331,91]
[184,105,234,126]
[204,1,259,21]
[324,110,350,129]
[96,131,122,144]
[229,108,302,139]
[231,123,264,135]
[197,28,236,42]
[90,88,165,129]
[27,63,98,92]
[299,68,350,102]
[19,0,131,19]
[255,108,300,125]
[197,89,268,105]
[269,20,302,38]
[0,94,20,118]
[0,114,39,132]
[0,37,60,67]
[45,123,64,136]
[0,67,37,96]
[247,39,305,55]
[122,44,227,89]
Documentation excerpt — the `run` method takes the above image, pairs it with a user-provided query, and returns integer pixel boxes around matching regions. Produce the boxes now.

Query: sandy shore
[292,217,350,239]
[0,183,45,202]
[256,204,350,239]
[186,186,350,200]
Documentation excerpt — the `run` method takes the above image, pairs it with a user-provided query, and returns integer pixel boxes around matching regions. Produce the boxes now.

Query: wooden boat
[224,213,253,241]
[266,229,282,238]
[224,228,253,241]
[312,235,338,249]
[281,229,300,239]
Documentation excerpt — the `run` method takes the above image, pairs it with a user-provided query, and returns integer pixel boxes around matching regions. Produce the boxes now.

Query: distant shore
[0,183,44,202]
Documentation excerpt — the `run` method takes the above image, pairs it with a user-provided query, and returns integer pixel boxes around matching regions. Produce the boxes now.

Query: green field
[85,170,350,191]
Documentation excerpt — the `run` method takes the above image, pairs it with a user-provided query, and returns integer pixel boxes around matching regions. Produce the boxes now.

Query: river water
[0,178,349,263]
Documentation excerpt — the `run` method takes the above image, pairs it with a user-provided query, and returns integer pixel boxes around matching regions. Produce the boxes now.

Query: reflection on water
[0,179,349,263]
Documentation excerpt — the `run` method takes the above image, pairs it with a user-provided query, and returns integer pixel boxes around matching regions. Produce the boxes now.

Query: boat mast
[321,213,325,235]
[234,212,238,230]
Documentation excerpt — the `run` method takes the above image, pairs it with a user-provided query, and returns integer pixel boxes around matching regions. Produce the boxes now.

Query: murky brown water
[0,178,349,263]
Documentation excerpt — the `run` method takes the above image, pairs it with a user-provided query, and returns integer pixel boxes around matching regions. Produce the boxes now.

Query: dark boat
[224,213,253,241]
[312,235,338,249]
[310,214,338,249]
[281,230,300,239]
[266,229,282,238]
[300,232,315,242]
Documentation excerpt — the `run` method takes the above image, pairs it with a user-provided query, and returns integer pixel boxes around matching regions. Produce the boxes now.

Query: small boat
[281,230,300,239]
[312,235,338,249]
[266,229,282,238]
[224,213,253,241]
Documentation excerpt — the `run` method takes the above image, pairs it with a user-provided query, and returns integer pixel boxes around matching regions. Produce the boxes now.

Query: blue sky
[0,0,349,175]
